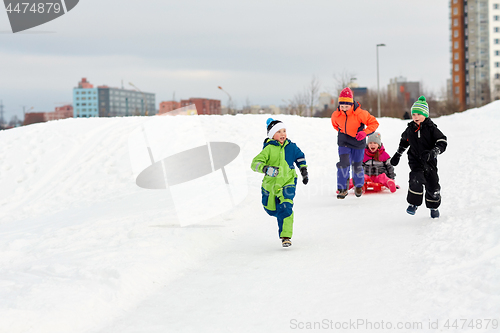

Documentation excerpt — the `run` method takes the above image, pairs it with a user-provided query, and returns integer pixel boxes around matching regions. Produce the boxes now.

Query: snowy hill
[0,104,499,333]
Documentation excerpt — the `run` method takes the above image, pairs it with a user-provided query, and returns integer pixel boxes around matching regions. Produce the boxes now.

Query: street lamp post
[20,106,33,122]
[376,43,386,118]
[129,82,148,116]
[218,86,233,115]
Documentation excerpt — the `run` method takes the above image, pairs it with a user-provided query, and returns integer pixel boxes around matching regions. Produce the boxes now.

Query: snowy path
[98,183,430,332]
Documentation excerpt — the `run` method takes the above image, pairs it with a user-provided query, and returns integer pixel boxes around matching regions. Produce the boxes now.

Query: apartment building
[450,0,500,108]
[73,78,156,118]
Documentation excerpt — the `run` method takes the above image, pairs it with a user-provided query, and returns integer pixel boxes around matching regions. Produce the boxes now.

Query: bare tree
[305,75,321,117]
[291,91,308,116]
[231,100,239,114]
[288,75,321,117]
[243,97,252,114]
[8,115,20,127]
[427,85,462,116]
[280,99,291,115]
[333,70,357,95]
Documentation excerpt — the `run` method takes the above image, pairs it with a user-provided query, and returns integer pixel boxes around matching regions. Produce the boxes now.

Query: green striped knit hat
[411,96,429,118]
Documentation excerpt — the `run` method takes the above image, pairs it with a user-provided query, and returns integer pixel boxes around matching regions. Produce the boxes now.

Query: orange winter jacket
[331,101,379,149]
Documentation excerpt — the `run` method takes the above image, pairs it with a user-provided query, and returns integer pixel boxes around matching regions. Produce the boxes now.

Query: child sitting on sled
[361,132,397,193]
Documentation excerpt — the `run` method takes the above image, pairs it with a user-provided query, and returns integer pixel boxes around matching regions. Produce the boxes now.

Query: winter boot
[406,204,418,215]
[337,189,348,199]
[281,237,292,247]
[387,179,397,193]
[430,209,440,219]
[355,186,363,197]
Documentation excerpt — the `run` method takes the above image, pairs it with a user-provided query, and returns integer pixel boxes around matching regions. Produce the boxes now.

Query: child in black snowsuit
[390,96,447,218]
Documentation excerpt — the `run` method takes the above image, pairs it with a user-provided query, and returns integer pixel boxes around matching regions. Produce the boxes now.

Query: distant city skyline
[0,0,449,121]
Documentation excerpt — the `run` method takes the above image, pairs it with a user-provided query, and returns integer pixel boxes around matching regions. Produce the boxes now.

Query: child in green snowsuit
[251,118,308,247]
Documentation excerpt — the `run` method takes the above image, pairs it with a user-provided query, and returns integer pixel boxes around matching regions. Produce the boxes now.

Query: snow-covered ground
[0,103,499,333]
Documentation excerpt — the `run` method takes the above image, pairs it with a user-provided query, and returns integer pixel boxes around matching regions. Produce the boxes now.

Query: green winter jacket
[251,138,307,211]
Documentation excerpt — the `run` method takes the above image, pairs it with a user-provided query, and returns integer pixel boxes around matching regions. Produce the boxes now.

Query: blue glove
[263,166,279,177]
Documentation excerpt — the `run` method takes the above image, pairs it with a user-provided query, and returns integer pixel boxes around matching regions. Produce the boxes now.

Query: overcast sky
[0,0,450,120]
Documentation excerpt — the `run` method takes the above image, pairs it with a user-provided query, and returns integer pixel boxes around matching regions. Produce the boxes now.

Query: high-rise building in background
[450,0,500,109]
[489,1,500,100]
[73,78,156,118]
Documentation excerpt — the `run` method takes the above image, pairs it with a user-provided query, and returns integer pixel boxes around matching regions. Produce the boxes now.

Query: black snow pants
[407,164,441,209]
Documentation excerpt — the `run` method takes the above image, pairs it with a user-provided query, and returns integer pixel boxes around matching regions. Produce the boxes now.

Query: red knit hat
[338,87,354,105]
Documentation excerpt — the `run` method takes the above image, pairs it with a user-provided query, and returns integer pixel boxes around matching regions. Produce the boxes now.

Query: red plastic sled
[349,179,385,193]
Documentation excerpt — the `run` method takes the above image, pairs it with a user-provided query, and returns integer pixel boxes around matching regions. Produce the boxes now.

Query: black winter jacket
[397,118,447,170]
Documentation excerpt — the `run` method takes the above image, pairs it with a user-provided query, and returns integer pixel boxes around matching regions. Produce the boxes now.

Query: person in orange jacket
[331,87,379,199]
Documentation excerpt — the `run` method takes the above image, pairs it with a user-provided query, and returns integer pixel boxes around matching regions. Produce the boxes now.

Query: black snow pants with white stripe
[407,164,441,209]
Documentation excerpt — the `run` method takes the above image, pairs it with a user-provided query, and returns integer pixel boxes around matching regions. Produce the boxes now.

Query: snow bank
[0,104,498,332]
